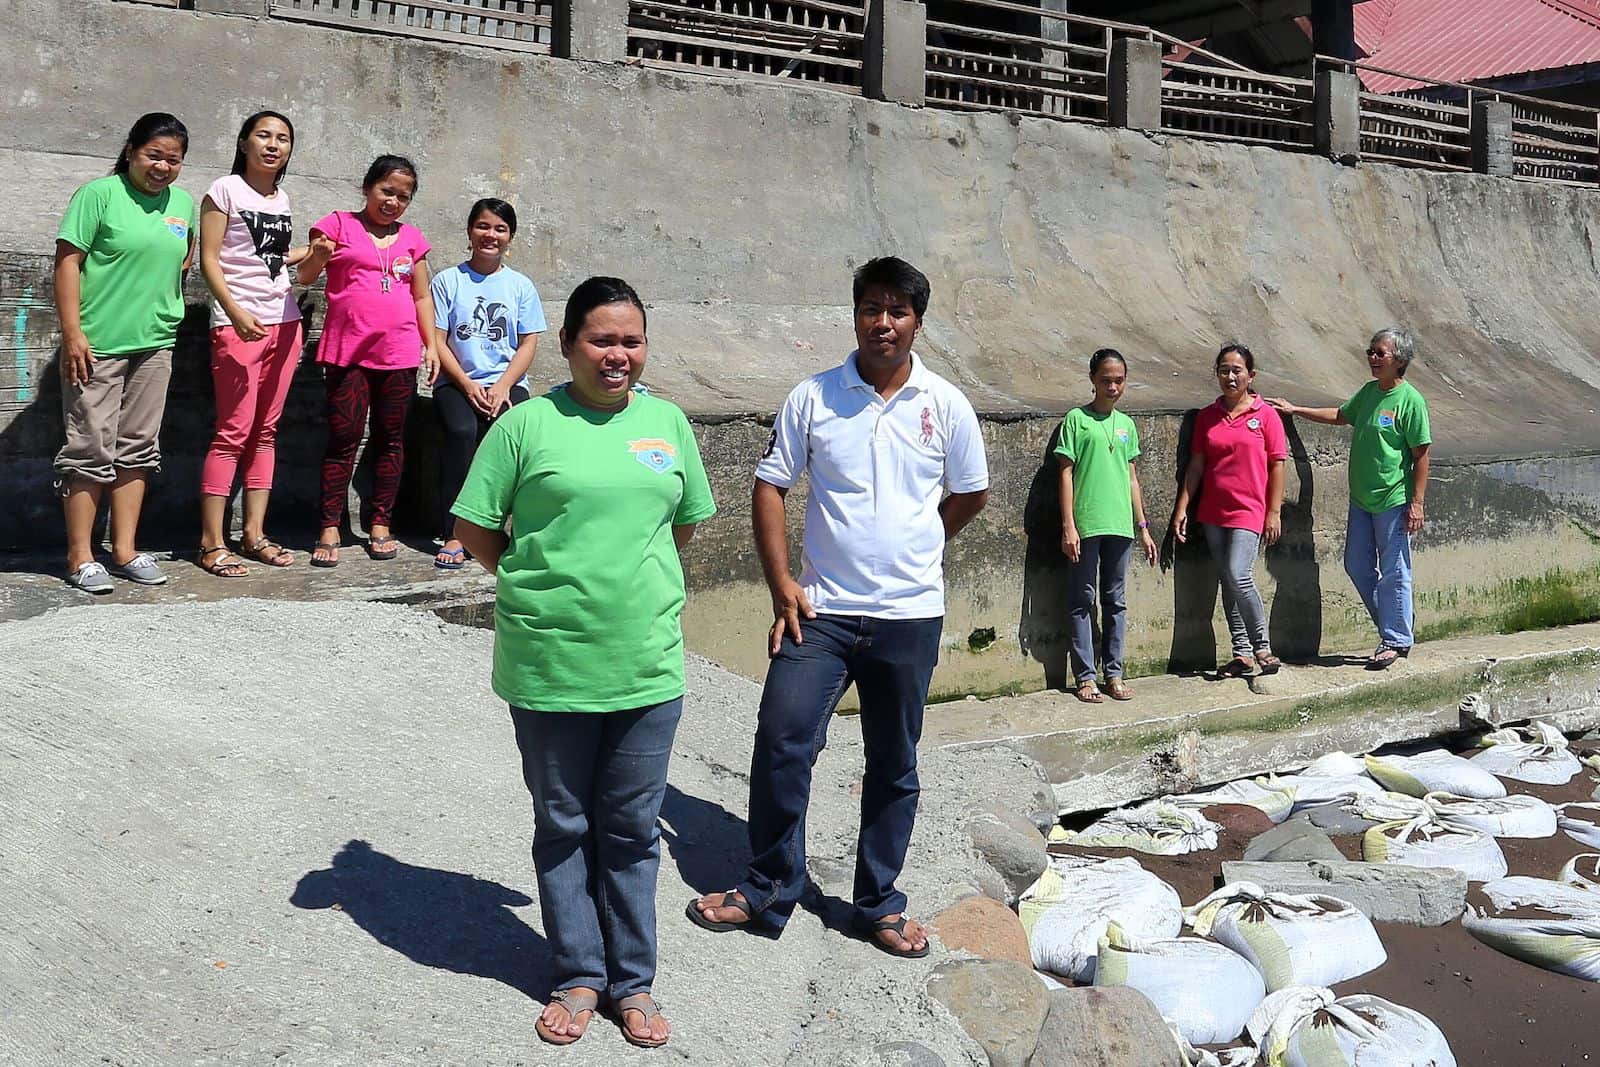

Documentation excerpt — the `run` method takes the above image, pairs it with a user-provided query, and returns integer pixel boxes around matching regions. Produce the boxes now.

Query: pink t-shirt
[204,175,300,330]
[1193,395,1288,532]
[310,210,431,370]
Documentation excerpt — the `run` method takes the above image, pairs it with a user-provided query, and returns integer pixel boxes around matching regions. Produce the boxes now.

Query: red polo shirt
[1193,395,1288,532]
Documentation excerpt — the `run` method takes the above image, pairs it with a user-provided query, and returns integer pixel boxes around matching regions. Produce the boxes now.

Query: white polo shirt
[755,351,989,620]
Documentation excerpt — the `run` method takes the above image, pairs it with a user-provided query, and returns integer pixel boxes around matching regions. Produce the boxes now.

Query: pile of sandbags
[1469,722,1582,785]
[1463,871,1600,982]
[1093,921,1265,1045]
[1245,986,1457,1067]
[1185,883,1386,991]
[1066,801,1220,855]
[1364,749,1506,799]
[1019,854,1182,980]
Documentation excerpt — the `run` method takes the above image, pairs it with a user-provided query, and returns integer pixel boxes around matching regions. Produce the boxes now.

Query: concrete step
[924,623,1600,814]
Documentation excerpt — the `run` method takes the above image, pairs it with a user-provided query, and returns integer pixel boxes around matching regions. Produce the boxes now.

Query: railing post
[863,0,926,107]
[1471,98,1514,177]
[191,0,272,14]
[1108,37,1161,131]
[555,0,630,63]
[1314,69,1361,162]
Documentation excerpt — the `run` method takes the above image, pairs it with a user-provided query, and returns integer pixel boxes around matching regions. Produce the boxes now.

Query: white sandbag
[1245,986,1456,1067]
[1364,749,1506,799]
[1560,853,1600,890]
[1423,790,1558,838]
[1185,882,1386,992]
[1067,801,1221,855]
[1035,969,1065,990]
[1558,802,1600,849]
[1272,773,1383,813]
[1470,722,1582,785]
[1170,777,1298,824]
[1362,816,1508,883]
[1464,876,1600,982]
[1093,921,1265,1046]
[1173,1027,1257,1067]
[1298,751,1370,778]
[1019,854,1182,980]
[1346,790,1431,824]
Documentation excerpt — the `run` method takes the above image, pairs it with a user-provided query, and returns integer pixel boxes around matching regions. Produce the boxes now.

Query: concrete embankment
[4,0,1599,701]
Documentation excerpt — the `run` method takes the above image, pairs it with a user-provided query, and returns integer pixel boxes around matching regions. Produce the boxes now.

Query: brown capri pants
[54,347,174,490]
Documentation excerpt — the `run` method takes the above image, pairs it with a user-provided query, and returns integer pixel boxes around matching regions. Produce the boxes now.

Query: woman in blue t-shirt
[428,198,546,569]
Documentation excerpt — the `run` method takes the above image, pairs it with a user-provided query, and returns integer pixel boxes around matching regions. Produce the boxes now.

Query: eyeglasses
[1365,348,1393,359]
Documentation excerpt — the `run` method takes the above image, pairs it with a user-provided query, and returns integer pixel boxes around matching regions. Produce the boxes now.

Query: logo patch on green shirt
[630,438,677,473]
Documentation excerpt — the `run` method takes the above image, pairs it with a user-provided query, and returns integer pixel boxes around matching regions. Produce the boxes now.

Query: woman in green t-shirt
[1054,349,1158,703]
[54,113,196,595]
[453,278,715,1050]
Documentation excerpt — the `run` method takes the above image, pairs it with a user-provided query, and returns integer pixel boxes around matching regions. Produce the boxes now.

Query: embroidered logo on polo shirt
[391,254,415,279]
[920,407,935,447]
[163,216,188,239]
[1246,417,1261,431]
[629,438,677,473]
[1116,427,1130,442]
[1378,410,1396,428]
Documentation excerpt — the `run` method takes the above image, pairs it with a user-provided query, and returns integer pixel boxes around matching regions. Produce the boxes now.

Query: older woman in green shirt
[452,277,714,1050]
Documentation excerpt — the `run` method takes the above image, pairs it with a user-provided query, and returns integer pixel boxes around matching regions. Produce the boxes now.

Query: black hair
[1089,348,1127,374]
[230,110,294,191]
[468,197,517,236]
[362,154,418,192]
[114,113,188,175]
[852,256,931,319]
[562,276,647,340]
[1215,341,1254,372]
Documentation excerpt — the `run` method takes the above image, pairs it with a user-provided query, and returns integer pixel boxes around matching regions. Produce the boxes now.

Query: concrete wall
[4,0,1600,695]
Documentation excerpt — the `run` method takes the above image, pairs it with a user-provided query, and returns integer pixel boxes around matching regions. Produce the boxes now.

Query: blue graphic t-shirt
[430,263,547,384]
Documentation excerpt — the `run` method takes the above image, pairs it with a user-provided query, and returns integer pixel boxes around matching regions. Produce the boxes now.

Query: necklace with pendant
[370,217,396,292]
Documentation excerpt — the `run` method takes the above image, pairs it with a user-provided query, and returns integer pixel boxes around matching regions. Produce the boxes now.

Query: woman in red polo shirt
[1171,343,1287,675]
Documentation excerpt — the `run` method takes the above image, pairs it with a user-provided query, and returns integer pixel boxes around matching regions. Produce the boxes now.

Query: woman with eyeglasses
[1268,329,1431,670]
[1171,343,1287,676]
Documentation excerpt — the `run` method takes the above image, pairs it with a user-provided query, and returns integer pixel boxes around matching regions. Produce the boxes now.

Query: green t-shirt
[451,387,717,713]
[1053,406,1141,538]
[1339,379,1431,513]
[57,174,195,356]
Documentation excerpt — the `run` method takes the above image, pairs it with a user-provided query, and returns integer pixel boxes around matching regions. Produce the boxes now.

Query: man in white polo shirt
[687,257,989,957]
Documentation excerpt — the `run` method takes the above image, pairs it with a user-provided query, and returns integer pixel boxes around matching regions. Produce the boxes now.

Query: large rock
[1300,800,1383,835]
[1026,986,1182,1067]
[1221,859,1467,925]
[928,894,1032,966]
[1242,817,1344,862]
[965,802,1049,905]
[787,1041,946,1067]
[927,960,1050,1067]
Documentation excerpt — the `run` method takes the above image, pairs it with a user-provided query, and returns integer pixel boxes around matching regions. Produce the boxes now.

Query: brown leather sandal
[535,987,599,1046]
[1104,678,1134,701]
[241,536,293,567]
[1072,681,1104,703]
[198,546,248,578]
[613,992,670,1048]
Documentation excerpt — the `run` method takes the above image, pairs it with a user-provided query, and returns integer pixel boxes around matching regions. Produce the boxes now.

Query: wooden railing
[626,0,866,93]
[270,0,555,53]
[1160,60,1314,149]
[1508,99,1600,185]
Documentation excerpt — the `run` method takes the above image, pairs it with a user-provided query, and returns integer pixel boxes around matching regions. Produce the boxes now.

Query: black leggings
[435,380,529,538]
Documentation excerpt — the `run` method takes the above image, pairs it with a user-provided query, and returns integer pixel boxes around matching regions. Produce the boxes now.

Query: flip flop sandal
[242,536,293,567]
[868,915,930,959]
[1072,682,1104,704]
[1254,652,1282,674]
[198,546,249,578]
[685,890,754,933]
[1367,646,1405,670]
[310,541,341,569]
[613,992,670,1049]
[1218,656,1256,678]
[434,546,467,570]
[366,535,400,561]
[1104,679,1134,701]
[535,987,599,1046]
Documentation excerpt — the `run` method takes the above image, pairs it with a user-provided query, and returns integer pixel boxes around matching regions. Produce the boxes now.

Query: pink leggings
[201,321,304,496]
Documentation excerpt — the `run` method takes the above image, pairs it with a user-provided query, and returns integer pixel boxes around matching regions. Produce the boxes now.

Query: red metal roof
[1349,0,1600,91]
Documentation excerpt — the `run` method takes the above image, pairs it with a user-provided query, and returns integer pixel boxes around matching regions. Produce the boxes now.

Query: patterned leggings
[320,364,414,530]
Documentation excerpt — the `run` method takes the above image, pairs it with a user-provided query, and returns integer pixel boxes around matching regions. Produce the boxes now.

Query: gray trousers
[1203,523,1272,658]
[1068,535,1131,684]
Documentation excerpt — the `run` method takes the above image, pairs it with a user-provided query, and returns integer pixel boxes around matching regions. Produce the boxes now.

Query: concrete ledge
[925,623,1600,814]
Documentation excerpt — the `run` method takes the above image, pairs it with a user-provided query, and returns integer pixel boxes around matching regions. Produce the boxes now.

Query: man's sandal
[241,536,293,567]
[868,915,930,959]
[613,992,670,1048]
[1072,681,1104,704]
[685,890,752,932]
[198,546,249,578]
[535,987,599,1046]
[1104,678,1134,701]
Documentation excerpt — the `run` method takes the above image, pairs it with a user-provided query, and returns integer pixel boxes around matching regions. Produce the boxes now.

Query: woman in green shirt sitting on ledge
[452,277,715,1050]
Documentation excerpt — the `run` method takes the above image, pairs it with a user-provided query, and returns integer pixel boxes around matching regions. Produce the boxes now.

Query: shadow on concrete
[290,838,550,1000]
[1017,422,1072,690]
[1266,417,1323,660]
[1162,408,1221,674]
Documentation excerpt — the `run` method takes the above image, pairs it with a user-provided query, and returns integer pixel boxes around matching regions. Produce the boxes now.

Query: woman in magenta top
[297,154,441,566]
[1170,343,1287,675]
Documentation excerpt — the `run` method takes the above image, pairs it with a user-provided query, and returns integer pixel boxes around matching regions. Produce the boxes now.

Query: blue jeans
[510,697,682,1001]
[1344,503,1414,648]
[737,613,943,932]
[1068,535,1132,684]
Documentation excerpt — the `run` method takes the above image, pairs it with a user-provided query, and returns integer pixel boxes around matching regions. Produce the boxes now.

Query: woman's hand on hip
[62,330,93,387]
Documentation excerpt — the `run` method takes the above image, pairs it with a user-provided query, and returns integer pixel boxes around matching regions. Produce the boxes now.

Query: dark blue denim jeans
[510,697,682,1001]
[736,613,943,932]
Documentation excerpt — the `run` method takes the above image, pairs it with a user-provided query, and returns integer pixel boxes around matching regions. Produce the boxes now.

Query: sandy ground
[0,599,1049,1067]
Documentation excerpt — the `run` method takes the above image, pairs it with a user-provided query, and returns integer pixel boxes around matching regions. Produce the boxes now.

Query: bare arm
[454,517,508,574]
[1266,397,1346,426]
[1264,458,1286,545]
[53,241,92,388]
[1130,463,1157,565]
[199,197,264,341]
[500,333,539,391]
[296,230,334,286]
[411,257,441,385]
[434,327,474,390]
[1057,457,1080,562]
[753,477,814,655]
[940,489,988,541]
[1407,444,1430,534]
[673,524,697,552]
[1170,453,1205,544]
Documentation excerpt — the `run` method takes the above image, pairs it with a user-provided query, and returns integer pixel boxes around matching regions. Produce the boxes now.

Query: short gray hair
[1370,327,1416,376]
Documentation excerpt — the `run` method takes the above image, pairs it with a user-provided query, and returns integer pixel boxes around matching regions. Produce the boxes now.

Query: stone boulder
[1242,817,1344,862]
[927,959,1050,1067]
[965,802,1049,905]
[929,893,1032,966]
[1221,859,1467,925]
[1027,986,1182,1067]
